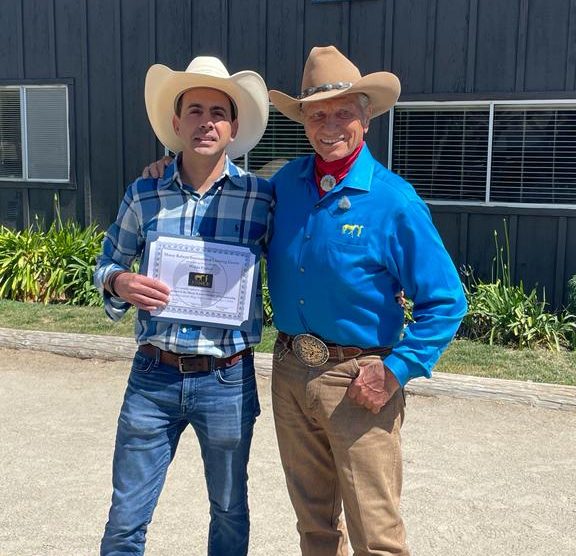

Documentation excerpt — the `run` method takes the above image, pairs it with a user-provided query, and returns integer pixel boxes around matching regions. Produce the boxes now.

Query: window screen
[392,107,489,202]
[391,102,576,206]
[0,85,69,182]
[25,87,69,181]
[491,107,576,204]
[247,107,313,178]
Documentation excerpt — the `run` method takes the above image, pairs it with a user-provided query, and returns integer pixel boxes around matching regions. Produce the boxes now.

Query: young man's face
[172,87,238,158]
[302,94,370,162]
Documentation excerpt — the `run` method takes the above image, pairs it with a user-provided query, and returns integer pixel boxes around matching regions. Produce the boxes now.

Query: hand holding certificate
[143,232,260,330]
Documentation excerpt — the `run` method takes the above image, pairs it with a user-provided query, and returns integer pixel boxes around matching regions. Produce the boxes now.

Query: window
[0,85,70,182]
[390,101,576,206]
[238,106,313,178]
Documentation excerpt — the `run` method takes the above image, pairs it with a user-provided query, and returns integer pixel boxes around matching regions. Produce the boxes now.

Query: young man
[94,56,272,556]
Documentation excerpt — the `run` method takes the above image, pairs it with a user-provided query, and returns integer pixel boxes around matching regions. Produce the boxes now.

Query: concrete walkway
[1,345,575,556]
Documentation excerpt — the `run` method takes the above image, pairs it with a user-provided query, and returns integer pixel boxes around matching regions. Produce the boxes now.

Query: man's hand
[142,156,173,179]
[113,272,170,311]
[347,359,400,414]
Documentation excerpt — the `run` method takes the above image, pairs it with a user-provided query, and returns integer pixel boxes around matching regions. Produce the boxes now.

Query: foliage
[44,218,105,306]
[568,275,576,314]
[461,222,576,351]
[260,259,273,326]
[0,204,104,306]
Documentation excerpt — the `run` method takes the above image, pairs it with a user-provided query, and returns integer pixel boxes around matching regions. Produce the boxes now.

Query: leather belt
[138,344,252,373]
[277,332,391,367]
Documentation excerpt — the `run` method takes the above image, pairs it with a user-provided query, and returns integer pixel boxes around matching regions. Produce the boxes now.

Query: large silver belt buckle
[292,334,330,367]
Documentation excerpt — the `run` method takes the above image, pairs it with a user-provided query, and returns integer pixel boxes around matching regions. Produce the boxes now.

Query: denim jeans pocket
[215,360,256,386]
[131,350,156,374]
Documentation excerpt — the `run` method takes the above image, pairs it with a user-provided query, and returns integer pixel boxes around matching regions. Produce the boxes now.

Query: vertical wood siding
[0,0,575,305]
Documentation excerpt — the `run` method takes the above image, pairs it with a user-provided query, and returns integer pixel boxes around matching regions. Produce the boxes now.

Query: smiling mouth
[320,137,344,145]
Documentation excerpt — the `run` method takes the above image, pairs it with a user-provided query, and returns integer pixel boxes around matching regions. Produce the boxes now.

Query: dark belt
[138,344,253,373]
[277,332,391,366]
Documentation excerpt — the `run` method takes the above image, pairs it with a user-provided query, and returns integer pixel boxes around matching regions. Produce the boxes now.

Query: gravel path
[1,348,574,555]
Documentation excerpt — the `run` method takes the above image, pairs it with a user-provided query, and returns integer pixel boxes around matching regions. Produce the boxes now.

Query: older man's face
[302,95,370,162]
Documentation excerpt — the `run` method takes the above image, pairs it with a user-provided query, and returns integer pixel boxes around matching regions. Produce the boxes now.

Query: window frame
[0,81,73,188]
[388,98,576,209]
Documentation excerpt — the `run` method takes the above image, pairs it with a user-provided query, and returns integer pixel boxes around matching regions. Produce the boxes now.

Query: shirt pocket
[328,222,371,249]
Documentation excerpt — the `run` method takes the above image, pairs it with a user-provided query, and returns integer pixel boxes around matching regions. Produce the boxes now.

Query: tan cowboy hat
[145,56,269,159]
[269,46,401,123]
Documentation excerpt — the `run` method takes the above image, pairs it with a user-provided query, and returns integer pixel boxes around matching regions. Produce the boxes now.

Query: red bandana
[314,141,364,197]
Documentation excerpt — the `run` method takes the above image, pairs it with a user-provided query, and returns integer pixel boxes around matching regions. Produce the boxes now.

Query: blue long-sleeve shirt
[94,155,273,357]
[266,144,467,386]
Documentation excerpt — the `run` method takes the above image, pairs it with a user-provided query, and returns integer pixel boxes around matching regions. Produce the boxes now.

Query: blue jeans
[100,348,260,556]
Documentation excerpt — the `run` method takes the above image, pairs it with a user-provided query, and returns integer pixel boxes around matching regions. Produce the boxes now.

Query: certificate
[142,232,260,330]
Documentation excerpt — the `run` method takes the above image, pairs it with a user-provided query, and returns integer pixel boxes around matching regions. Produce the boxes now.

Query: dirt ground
[0,347,575,556]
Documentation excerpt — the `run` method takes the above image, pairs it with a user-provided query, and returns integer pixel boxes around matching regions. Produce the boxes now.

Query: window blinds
[392,103,576,206]
[247,107,312,178]
[0,88,23,179]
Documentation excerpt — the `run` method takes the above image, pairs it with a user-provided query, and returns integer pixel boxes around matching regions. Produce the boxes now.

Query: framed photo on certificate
[141,232,261,330]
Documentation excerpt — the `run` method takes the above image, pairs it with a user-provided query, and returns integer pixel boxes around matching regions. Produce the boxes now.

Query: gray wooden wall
[0,0,575,306]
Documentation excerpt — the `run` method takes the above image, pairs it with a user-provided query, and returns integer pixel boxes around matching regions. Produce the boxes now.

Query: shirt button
[299,299,305,305]
[299,267,305,273]
[305,234,311,240]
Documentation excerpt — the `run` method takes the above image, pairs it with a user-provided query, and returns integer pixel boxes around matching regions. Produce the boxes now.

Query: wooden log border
[0,327,574,412]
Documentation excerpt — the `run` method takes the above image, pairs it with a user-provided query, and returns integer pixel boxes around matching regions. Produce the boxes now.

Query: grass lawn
[1,299,575,386]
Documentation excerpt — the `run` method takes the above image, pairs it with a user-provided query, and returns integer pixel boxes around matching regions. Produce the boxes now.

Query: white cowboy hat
[145,56,269,159]
[269,46,401,123]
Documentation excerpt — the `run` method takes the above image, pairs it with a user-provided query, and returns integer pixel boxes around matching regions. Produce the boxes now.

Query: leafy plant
[260,259,273,326]
[44,218,104,305]
[0,197,104,306]
[568,275,576,314]
[461,222,576,351]
[0,225,48,301]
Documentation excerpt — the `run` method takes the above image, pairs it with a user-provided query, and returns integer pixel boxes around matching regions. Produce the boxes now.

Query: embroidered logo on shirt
[341,224,364,237]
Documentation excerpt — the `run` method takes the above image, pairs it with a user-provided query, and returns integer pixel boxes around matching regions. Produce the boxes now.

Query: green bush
[0,218,104,306]
[0,226,48,302]
[461,224,576,351]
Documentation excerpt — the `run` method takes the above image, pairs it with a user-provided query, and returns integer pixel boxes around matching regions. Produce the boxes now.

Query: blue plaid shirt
[94,155,273,357]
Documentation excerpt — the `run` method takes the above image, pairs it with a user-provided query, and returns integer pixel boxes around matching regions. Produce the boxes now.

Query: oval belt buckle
[292,334,330,367]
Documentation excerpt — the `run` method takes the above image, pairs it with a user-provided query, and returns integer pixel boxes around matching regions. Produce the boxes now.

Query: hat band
[297,81,353,100]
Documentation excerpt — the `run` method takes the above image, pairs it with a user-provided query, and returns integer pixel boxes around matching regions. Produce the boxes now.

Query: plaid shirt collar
[158,152,247,191]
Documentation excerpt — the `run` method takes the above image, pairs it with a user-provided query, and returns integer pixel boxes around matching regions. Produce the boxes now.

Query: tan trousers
[271,345,409,556]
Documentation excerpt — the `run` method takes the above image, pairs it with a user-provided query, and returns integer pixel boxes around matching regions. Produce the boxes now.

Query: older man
[266,46,467,556]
